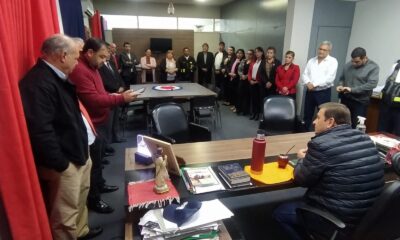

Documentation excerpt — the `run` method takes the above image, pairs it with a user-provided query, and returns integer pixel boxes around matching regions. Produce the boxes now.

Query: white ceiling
[112,0,235,6]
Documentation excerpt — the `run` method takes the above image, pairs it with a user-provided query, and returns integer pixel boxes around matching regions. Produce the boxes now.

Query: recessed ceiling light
[261,0,288,9]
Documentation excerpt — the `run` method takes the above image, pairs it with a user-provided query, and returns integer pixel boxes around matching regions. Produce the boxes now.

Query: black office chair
[190,96,221,129]
[151,103,211,144]
[259,96,297,135]
[392,152,400,176]
[296,180,400,240]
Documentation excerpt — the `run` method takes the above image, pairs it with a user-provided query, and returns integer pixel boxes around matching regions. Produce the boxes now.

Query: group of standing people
[199,41,300,121]
[19,35,140,240]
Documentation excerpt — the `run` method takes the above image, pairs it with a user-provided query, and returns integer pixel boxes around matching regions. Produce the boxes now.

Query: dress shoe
[249,114,255,120]
[105,146,115,154]
[112,138,127,143]
[102,159,110,165]
[88,199,114,214]
[253,114,260,121]
[104,151,114,157]
[223,101,230,106]
[100,184,119,193]
[77,227,103,240]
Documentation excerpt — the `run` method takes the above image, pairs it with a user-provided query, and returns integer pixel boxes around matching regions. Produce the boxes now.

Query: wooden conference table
[124,132,315,239]
[130,83,217,101]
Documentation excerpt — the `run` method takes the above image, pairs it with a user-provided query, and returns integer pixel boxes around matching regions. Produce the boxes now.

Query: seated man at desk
[274,102,384,240]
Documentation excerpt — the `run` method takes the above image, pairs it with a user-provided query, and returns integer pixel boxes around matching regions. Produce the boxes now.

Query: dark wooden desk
[124,133,314,239]
[366,96,381,133]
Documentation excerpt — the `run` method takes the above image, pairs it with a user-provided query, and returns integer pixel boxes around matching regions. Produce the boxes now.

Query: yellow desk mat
[244,162,294,184]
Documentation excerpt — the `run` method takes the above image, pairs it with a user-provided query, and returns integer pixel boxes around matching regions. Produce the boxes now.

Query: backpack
[381,60,400,107]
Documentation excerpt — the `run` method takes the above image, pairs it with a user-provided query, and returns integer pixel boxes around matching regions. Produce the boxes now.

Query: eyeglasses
[319,48,329,52]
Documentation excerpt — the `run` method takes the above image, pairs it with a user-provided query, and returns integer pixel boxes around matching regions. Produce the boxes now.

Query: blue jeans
[273,201,306,240]
[304,88,331,131]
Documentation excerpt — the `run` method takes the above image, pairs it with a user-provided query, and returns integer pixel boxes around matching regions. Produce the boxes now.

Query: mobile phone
[133,87,145,94]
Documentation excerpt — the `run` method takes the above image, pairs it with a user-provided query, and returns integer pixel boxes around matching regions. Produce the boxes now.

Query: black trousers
[237,80,250,114]
[88,119,111,201]
[250,83,262,114]
[304,88,331,131]
[110,107,122,142]
[228,77,239,108]
[340,97,368,128]
[215,72,225,99]
[378,102,400,136]
[122,72,137,88]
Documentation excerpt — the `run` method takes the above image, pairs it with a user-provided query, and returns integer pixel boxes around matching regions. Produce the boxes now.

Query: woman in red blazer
[275,50,300,100]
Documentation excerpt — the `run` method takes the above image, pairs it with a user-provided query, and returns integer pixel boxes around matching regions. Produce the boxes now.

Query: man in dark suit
[119,42,138,88]
[177,47,197,82]
[99,44,126,144]
[19,34,102,239]
[196,43,214,88]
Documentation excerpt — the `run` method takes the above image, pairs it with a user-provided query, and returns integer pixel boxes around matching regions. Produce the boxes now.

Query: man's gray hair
[72,37,84,46]
[41,34,75,56]
[320,40,333,50]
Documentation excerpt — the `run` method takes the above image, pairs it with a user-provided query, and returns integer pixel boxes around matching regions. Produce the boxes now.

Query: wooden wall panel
[112,29,194,60]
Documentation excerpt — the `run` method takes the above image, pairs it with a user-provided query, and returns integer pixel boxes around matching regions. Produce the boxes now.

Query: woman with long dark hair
[237,49,254,115]
[227,49,245,113]
[248,47,265,120]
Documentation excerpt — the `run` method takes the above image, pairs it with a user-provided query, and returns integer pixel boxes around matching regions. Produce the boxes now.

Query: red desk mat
[127,179,180,211]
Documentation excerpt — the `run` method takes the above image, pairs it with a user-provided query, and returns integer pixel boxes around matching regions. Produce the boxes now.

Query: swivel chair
[151,103,211,144]
[259,96,297,135]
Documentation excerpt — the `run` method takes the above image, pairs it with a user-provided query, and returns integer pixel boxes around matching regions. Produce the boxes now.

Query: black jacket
[196,51,214,83]
[119,52,138,77]
[19,59,89,172]
[176,55,196,82]
[99,60,124,93]
[260,58,281,95]
[295,125,384,227]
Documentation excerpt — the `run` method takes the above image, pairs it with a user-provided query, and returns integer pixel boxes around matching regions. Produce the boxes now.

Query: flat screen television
[150,38,172,53]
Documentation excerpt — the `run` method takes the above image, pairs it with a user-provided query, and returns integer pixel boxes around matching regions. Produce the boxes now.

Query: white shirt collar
[42,59,67,81]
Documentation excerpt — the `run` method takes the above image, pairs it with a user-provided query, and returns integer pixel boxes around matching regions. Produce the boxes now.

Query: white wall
[347,0,400,85]
[283,0,315,115]
[93,0,220,18]
[194,32,220,56]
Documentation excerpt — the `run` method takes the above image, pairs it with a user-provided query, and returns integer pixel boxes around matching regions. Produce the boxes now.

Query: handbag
[381,60,400,107]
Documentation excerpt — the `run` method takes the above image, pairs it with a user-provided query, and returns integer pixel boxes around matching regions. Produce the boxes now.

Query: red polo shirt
[70,56,125,126]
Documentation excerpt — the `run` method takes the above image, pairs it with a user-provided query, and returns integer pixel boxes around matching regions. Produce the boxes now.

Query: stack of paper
[139,199,234,239]
[370,134,400,152]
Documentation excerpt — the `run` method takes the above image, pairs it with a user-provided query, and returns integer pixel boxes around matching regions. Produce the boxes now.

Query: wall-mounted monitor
[150,38,172,53]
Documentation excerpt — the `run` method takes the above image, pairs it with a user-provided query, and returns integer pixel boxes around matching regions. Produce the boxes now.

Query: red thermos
[251,130,266,174]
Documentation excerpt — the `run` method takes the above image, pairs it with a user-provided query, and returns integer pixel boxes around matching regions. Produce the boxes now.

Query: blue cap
[163,200,202,226]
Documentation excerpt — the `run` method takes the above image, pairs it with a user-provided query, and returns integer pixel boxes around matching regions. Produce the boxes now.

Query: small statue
[153,147,170,194]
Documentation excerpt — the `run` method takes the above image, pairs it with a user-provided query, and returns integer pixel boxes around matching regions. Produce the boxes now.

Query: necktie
[78,100,97,136]
[112,55,119,69]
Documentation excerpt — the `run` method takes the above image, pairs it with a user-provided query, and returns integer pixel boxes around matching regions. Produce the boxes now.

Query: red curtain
[0,0,59,239]
[90,10,103,39]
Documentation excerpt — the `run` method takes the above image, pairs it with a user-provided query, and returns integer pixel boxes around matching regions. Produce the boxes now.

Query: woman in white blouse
[140,49,157,83]
[159,50,178,83]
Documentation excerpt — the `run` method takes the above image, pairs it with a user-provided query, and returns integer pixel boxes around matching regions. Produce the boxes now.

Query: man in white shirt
[302,41,338,130]
[214,42,227,99]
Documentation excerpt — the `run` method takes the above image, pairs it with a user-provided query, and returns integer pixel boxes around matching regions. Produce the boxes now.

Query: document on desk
[181,166,225,194]
[139,199,234,235]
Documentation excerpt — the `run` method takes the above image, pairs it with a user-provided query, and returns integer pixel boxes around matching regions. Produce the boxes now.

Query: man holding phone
[337,47,379,128]
[70,38,139,214]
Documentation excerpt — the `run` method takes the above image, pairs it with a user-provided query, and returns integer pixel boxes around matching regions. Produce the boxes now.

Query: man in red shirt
[70,38,138,214]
